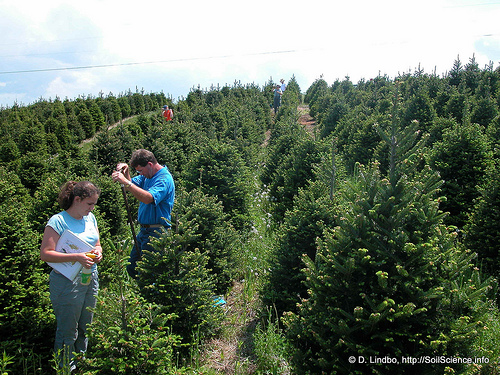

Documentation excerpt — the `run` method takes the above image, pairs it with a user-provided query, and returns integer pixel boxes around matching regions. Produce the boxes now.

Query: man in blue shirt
[112,149,175,278]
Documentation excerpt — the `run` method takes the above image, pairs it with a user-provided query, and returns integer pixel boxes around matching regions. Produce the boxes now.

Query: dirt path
[298,104,316,135]
[200,281,259,374]
[80,115,137,145]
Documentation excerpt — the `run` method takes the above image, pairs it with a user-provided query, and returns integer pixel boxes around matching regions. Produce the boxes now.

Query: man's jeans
[127,227,164,278]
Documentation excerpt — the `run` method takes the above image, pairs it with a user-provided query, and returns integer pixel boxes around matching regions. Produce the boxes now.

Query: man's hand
[116,163,129,174]
[112,163,132,185]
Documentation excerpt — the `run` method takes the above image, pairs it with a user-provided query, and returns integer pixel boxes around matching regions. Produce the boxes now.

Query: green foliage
[403,91,436,130]
[81,240,182,374]
[284,146,493,374]
[29,174,65,234]
[260,121,301,189]
[0,137,20,165]
[343,113,386,173]
[428,121,492,227]
[91,174,128,240]
[464,298,500,374]
[77,106,96,138]
[264,126,328,223]
[136,217,224,349]
[319,98,349,139]
[88,101,106,132]
[18,152,49,193]
[174,187,239,294]
[88,123,142,175]
[262,180,337,315]
[253,307,292,374]
[471,96,498,126]
[1,61,500,374]
[449,56,464,87]
[446,89,469,123]
[465,160,500,281]
[118,96,132,118]
[0,350,15,374]
[0,168,54,374]
[183,140,252,230]
[304,78,329,116]
[142,118,206,179]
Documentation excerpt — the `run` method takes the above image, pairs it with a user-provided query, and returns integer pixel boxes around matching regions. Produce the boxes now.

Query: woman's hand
[91,245,103,263]
[78,252,97,268]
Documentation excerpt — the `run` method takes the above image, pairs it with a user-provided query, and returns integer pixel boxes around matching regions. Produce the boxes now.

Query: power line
[0,49,297,75]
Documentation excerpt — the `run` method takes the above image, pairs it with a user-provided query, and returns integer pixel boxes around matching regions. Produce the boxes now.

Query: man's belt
[140,224,165,228]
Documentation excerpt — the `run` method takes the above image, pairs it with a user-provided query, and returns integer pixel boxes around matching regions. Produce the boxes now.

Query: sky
[1,0,499,108]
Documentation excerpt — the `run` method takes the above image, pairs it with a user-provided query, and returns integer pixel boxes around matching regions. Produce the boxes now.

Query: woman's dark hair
[58,181,101,210]
[130,149,157,168]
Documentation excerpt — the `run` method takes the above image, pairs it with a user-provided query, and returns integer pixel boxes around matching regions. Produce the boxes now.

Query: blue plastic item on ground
[212,295,226,306]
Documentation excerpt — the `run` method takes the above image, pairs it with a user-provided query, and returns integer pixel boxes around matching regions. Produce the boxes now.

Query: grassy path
[198,281,260,374]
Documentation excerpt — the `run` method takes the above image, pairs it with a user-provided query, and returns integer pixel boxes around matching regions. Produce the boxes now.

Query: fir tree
[81,240,182,374]
[319,97,349,139]
[88,101,106,132]
[464,54,481,94]
[471,96,498,127]
[449,56,463,87]
[403,91,436,131]
[427,120,492,227]
[305,78,329,117]
[284,92,494,374]
[18,117,46,155]
[465,159,500,281]
[77,106,96,139]
[183,141,251,230]
[137,214,224,349]
[262,180,337,316]
[174,188,238,294]
[118,96,132,118]
[0,168,54,372]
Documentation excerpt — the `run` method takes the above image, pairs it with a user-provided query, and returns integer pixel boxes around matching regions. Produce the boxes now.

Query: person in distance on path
[112,149,175,278]
[280,78,286,92]
[162,105,173,121]
[273,84,282,114]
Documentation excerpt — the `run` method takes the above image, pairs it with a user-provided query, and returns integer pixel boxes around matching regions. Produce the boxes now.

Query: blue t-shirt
[47,211,100,247]
[132,166,175,226]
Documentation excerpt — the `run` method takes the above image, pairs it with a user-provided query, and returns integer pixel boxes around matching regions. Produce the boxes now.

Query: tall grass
[194,176,294,374]
[227,179,292,374]
[463,299,500,374]
[253,306,292,375]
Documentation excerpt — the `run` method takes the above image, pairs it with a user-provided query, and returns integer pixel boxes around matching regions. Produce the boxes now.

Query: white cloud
[45,71,101,100]
[1,0,500,106]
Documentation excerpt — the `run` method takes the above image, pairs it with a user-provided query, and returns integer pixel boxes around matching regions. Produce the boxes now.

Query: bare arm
[124,183,154,204]
[112,163,154,204]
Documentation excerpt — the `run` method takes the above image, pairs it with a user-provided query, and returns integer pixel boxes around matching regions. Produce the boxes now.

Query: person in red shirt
[162,105,173,121]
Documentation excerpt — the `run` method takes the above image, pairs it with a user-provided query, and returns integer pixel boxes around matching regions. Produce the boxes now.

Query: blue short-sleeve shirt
[47,211,100,247]
[132,166,175,226]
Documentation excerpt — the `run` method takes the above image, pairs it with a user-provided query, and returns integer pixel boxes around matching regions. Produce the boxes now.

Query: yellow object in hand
[86,252,96,259]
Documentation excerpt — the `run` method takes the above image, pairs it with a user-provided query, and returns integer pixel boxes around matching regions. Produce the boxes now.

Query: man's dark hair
[130,149,158,168]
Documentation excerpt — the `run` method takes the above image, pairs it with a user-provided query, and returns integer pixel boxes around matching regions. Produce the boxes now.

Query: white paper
[47,229,94,281]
